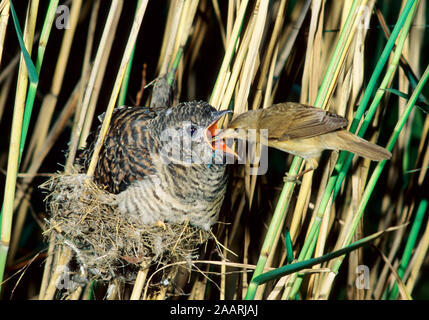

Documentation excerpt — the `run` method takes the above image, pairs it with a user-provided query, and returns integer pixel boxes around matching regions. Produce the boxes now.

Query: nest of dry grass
[40,169,210,283]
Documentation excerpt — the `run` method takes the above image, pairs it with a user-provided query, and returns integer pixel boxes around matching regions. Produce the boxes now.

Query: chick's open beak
[204,110,237,157]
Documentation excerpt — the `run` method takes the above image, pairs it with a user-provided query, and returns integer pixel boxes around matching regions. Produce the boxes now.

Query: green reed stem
[388,199,428,299]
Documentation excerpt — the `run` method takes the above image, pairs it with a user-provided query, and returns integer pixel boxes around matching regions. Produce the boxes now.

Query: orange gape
[207,121,237,156]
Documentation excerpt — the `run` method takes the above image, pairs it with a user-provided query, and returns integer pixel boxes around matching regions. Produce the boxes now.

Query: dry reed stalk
[388,2,426,299]
[130,263,149,300]
[170,0,199,70]
[289,166,313,242]
[308,196,333,299]
[23,0,82,171]
[158,0,185,75]
[65,0,123,172]
[228,193,246,246]
[262,41,278,108]
[267,274,288,299]
[283,1,325,262]
[86,0,148,177]
[42,246,72,300]
[411,109,429,183]
[67,286,82,300]
[106,279,120,300]
[370,197,404,298]
[12,82,79,212]
[349,0,372,112]
[376,248,412,300]
[300,0,378,297]
[241,225,250,299]
[218,12,254,109]
[226,0,234,46]
[273,0,310,86]
[253,213,285,299]
[38,235,55,299]
[220,230,228,300]
[282,2,326,258]
[326,1,418,299]
[300,0,322,105]
[0,0,10,66]
[322,0,369,111]
[251,0,286,110]
[234,0,268,114]
[189,277,207,299]
[345,175,364,300]
[153,285,169,300]
[210,0,250,105]
[1,0,39,287]
[75,0,100,148]
[8,189,33,262]
[79,0,123,148]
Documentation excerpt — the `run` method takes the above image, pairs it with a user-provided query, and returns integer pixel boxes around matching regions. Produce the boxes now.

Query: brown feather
[78,106,164,193]
[321,130,392,161]
[228,102,348,140]
[260,102,348,140]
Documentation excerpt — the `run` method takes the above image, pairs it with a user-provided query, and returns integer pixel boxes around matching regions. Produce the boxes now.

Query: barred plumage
[78,101,231,230]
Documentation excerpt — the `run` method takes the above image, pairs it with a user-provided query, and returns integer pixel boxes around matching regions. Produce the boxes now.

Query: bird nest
[40,170,211,283]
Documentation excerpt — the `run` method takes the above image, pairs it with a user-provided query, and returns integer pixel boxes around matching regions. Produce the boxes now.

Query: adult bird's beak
[204,110,237,157]
[212,128,239,141]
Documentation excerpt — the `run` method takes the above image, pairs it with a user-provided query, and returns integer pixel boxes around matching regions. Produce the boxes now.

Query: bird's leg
[283,168,312,183]
[283,158,318,183]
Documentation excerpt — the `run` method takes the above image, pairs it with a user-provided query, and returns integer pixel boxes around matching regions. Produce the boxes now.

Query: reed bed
[0,0,428,300]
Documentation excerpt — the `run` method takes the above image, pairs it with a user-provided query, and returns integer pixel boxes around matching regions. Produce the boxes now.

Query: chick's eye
[190,125,197,136]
